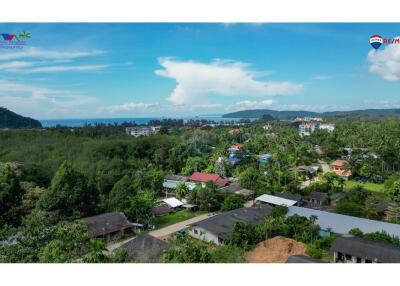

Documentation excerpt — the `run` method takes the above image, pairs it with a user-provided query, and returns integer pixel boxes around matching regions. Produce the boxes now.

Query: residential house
[319,123,335,132]
[308,191,329,206]
[286,255,325,263]
[294,165,318,178]
[125,126,161,137]
[152,203,173,216]
[331,236,400,263]
[228,128,241,135]
[189,205,273,245]
[227,143,244,165]
[219,182,254,197]
[255,194,298,207]
[83,212,135,242]
[189,172,228,187]
[162,197,184,210]
[331,159,352,179]
[286,206,400,237]
[275,192,304,206]
[163,174,197,197]
[116,234,170,263]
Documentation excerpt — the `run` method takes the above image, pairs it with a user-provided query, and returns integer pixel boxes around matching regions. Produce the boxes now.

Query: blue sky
[0,23,399,119]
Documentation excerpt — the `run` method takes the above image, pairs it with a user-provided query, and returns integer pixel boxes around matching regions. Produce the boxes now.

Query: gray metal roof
[191,205,273,239]
[219,183,254,196]
[286,255,326,263]
[118,234,170,263]
[164,174,189,182]
[331,236,400,263]
[309,191,328,201]
[83,212,132,237]
[287,206,400,237]
[275,192,303,202]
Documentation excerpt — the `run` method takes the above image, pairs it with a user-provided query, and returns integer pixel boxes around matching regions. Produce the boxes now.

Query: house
[259,153,272,164]
[152,203,173,216]
[189,172,228,187]
[262,124,272,130]
[219,183,254,197]
[227,144,244,165]
[330,193,346,206]
[294,165,318,178]
[286,206,400,237]
[319,123,335,132]
[116,234,170,263]
[83,212,135,242]
[331,159,352,179]
[162,174,197,195]
[308,191,329,206]
[299,122,316,137]
[331,236,400,263]
[189,205,273,245]
[255,194,298,207]
[228,128,241,135]
[286,255,325,263]
[162,197,184,209]
[275,192,304,206]
[125,126,160,137]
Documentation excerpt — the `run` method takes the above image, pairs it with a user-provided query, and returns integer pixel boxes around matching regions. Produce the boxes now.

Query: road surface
[148,212,216,239]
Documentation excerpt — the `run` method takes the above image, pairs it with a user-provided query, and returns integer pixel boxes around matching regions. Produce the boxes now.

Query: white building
[126,126,161,137]
[299,122,335,137]
[319,123,335,132]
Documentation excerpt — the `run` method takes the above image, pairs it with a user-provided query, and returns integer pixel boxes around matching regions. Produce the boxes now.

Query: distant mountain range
[222,108,400,119]
[0,107,42,129]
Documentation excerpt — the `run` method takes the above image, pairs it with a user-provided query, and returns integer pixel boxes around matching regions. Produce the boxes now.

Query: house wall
[333,251,375,263]
[189,226,222,245]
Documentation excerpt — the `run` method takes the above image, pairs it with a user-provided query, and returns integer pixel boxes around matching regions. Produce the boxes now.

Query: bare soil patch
[245,236,307,263]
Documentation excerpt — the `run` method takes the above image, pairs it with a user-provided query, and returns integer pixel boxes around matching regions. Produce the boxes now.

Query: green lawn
[155,209,207,228]
[344,180,385,192]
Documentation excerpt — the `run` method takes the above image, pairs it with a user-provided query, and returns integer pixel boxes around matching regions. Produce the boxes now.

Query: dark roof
[331,236,400,263]
[275,192,303,202]
[295,165,317,174]
[118,234,170,263]
[83,212,132,237]
[164,174,189,182]
[190,205,273,239]
[309,191,328,201]
[152,203,173,216]
[286,255,326,263]
[219,183,254,196]
[330,192,346,201]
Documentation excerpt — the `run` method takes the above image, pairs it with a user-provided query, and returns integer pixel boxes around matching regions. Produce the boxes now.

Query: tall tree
[38,161,98,218]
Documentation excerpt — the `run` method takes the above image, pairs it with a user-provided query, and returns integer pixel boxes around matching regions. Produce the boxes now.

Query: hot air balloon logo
[370,35,383,50]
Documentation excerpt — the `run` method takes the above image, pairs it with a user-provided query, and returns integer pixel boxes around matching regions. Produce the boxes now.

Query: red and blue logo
[370,35,383,50]
[1,33,17,41]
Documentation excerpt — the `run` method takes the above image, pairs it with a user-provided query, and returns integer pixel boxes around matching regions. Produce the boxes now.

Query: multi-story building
[126,126,161,137]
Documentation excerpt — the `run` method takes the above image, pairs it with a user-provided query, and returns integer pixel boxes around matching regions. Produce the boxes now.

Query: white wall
[189,226,221,245]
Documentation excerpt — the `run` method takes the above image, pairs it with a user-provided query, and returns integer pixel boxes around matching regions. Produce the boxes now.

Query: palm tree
[18,31,31,39]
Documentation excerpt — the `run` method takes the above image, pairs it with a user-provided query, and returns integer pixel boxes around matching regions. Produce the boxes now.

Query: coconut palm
[18,31,31,39]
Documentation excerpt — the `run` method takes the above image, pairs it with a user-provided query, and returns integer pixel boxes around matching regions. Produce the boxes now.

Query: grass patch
[155,210,207,228]
[344,180,385,192]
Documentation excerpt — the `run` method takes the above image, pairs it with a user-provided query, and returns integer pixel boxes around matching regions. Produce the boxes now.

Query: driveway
[148,212,216,239]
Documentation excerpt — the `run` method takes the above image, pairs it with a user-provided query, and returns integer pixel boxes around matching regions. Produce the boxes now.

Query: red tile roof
[189,172,228,186]
[332,159,348,167]
[231,143,244,149]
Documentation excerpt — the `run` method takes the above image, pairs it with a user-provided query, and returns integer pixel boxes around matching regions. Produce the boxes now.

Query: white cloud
[0,47,104,61]
[226,99,275,111]
[0,61,36,69]
[98,102,159,113]
[368,38,400,81]
[311,75,332,80]
[11,64,110,74]
[155,58,303,104]
[0,80,96,118]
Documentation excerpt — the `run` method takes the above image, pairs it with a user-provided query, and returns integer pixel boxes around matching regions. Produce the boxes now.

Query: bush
[306,244,323,259]
[221,195,245,212]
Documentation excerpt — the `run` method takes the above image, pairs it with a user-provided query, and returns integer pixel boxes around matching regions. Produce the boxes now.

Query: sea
[40,116,247,128]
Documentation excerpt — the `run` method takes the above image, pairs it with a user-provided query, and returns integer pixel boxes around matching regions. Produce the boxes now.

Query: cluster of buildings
[295,117,335,137]
[125,126,161,137]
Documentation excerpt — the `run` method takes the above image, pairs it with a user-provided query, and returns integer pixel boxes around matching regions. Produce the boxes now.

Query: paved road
[106,212,216,252]
[148,212,216,239]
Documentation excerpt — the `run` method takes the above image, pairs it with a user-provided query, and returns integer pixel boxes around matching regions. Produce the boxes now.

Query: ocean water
[40,116,245,128]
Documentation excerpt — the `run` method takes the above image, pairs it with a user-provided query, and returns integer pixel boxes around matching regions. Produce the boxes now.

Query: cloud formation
[368,38,400,81]
[0,47,104,61]
[98,102,159,113]
[155,58,303,104]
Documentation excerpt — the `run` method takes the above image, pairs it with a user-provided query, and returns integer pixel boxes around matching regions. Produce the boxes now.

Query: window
[193,229,198,234]
[356,257,362,263]
[345,254,352,261]
[365,259,372,263]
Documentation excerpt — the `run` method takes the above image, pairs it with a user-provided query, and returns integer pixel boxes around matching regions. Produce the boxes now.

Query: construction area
[245,236,307,263]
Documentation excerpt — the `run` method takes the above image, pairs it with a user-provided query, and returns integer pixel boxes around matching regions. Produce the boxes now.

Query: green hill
[0,107,42,129]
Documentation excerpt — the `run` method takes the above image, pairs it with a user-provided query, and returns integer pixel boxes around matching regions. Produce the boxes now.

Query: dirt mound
[245,236,307,263]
